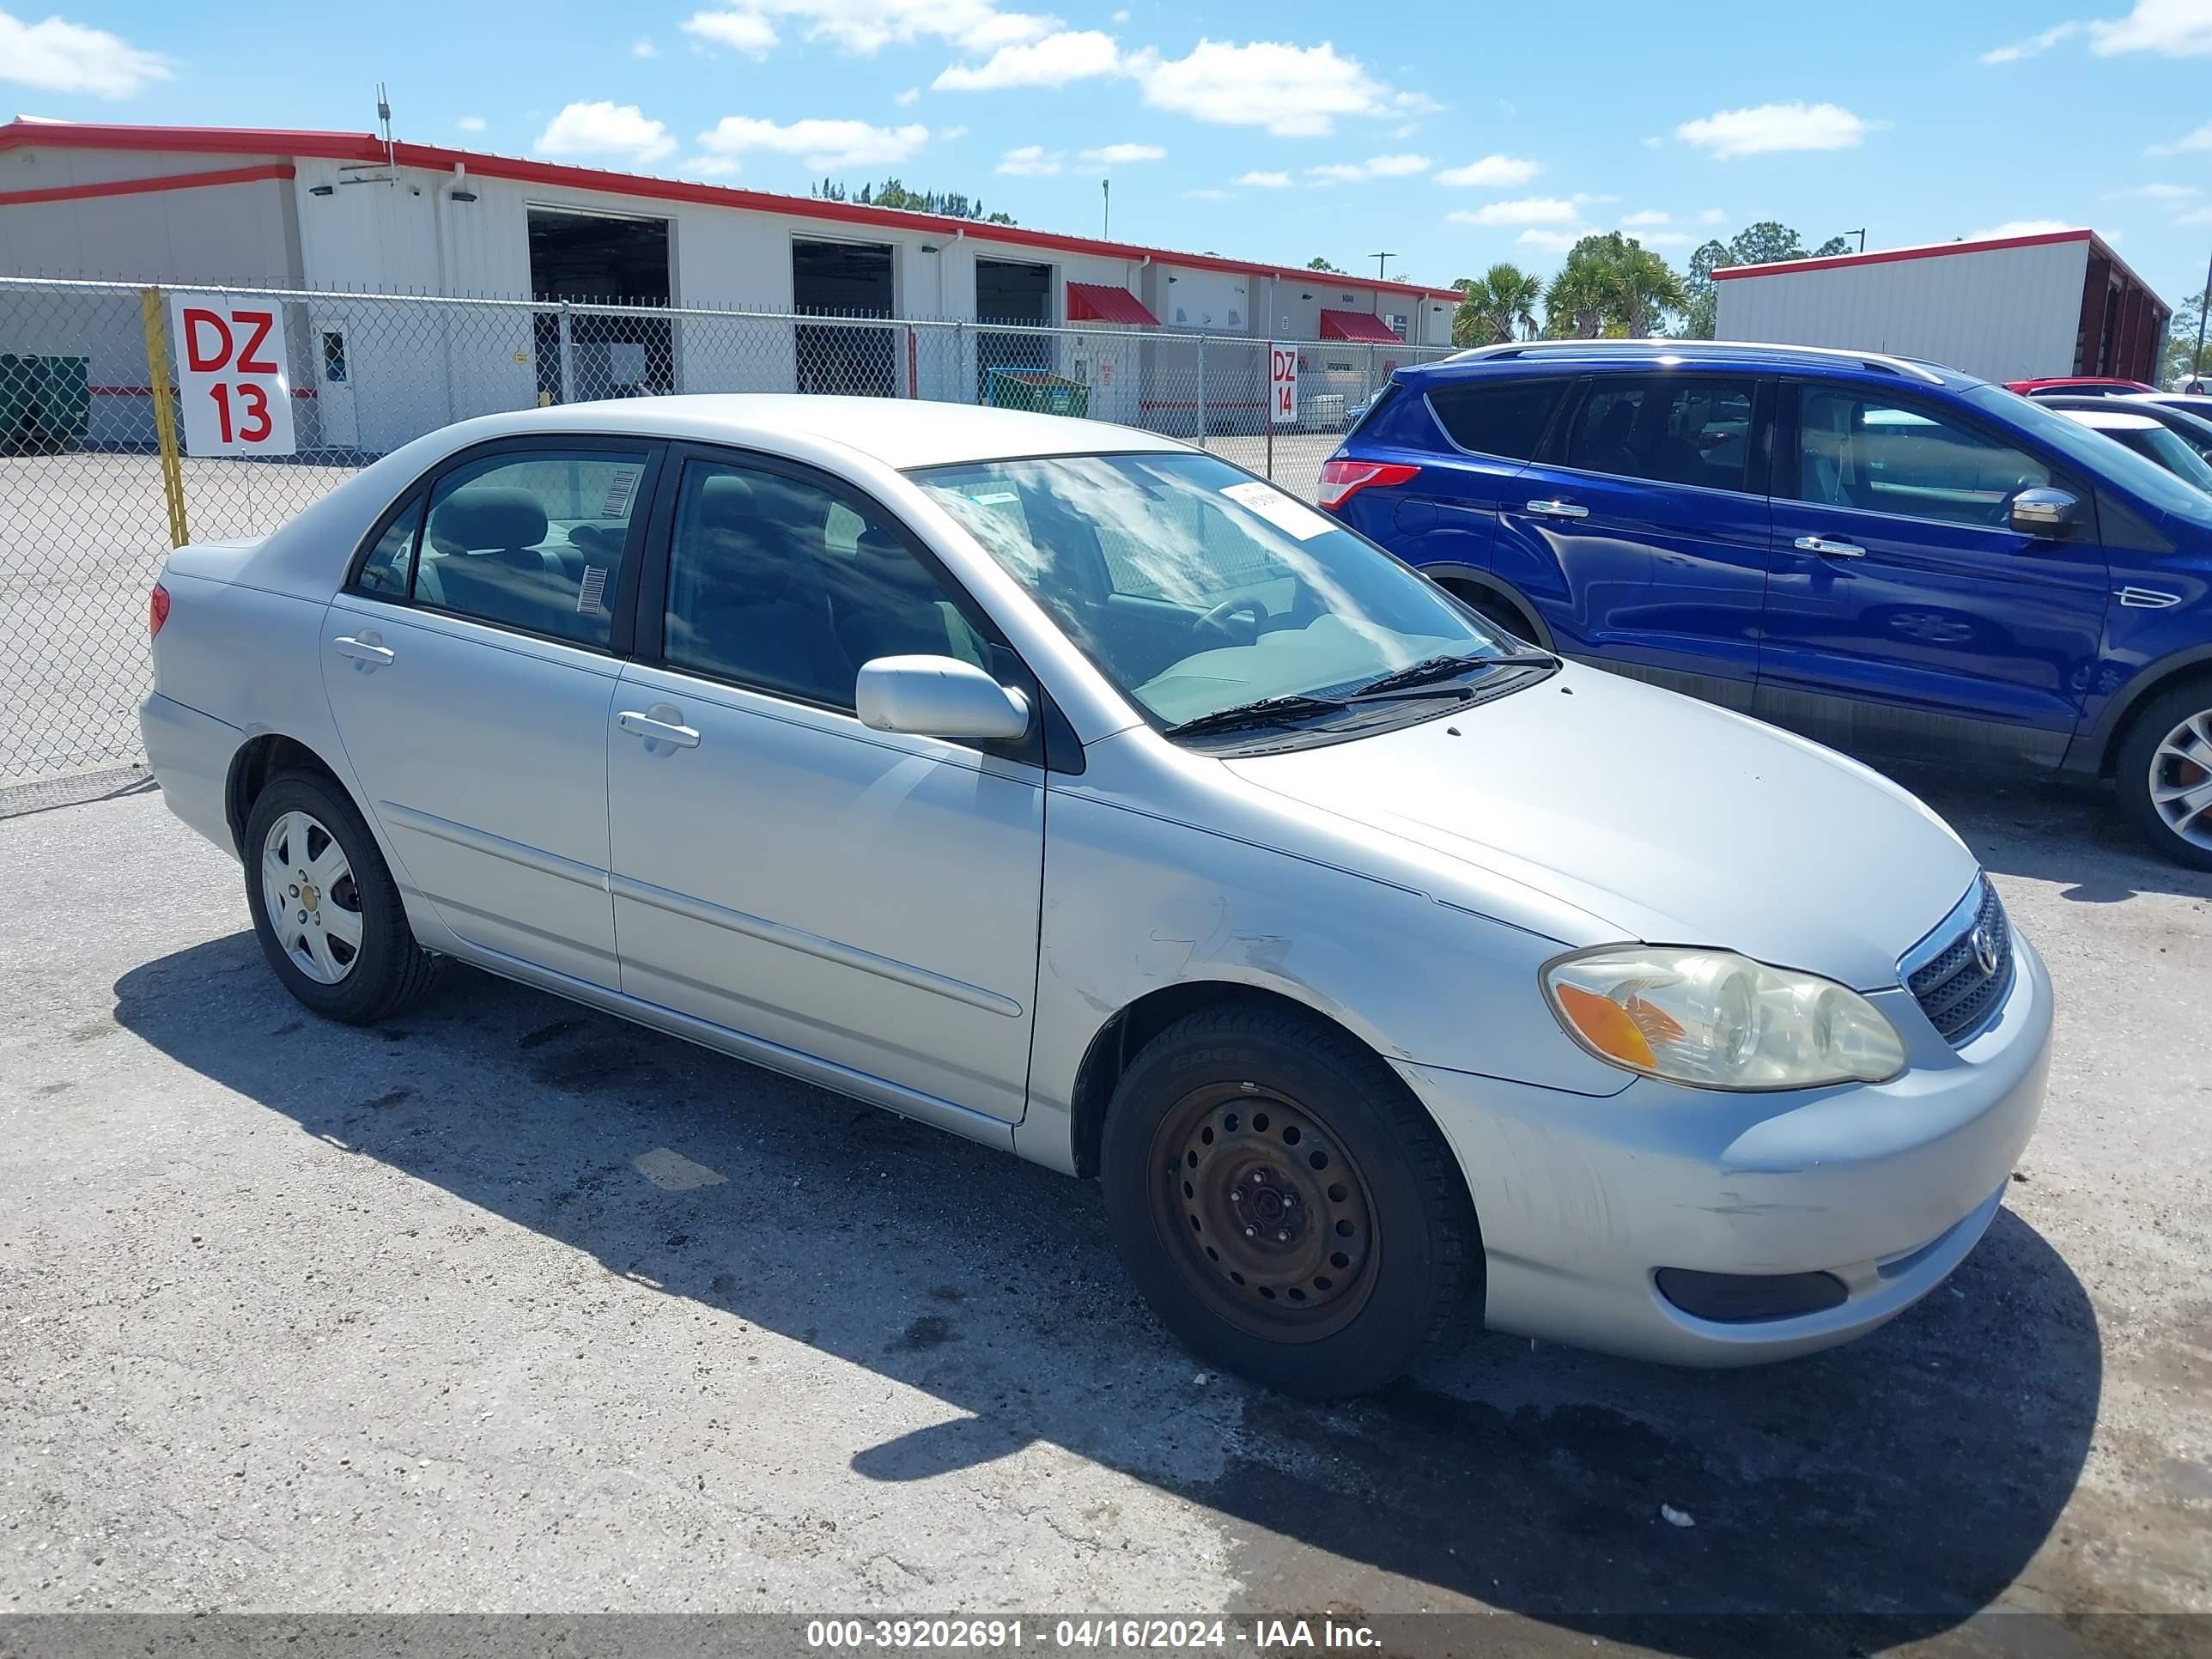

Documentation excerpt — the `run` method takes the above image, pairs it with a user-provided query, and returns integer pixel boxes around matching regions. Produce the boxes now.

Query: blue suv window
[1793,388,2048,529]
[1561,376,1759,493]
[1425,378,1567,460]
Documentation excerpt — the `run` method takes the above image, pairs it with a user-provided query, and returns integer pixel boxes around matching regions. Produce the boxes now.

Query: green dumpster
[985,368,1090,417]
[0,355,91,451]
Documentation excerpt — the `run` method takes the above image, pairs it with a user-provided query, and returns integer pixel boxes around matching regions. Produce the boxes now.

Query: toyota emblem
[1972,921,2001,977]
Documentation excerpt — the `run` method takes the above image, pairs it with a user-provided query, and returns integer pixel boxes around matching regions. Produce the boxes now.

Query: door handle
[618,709,701,750]
[331,635,395,667]
[1794,535,1866,559]
[1525,499,1589,520]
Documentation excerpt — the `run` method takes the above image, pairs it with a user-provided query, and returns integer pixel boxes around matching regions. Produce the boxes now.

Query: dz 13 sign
[170,294,297,456]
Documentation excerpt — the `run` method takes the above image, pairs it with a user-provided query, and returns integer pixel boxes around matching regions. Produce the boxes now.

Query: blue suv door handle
[1794,534,1867,559]
[1526,499,1589,520]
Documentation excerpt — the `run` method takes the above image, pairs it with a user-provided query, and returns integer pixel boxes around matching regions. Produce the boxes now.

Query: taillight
[1318,459,1419,509]
[149,581,170,638]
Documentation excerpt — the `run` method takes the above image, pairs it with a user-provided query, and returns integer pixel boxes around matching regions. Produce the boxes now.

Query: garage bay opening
[527,207,673,404]
[793,238,897,398]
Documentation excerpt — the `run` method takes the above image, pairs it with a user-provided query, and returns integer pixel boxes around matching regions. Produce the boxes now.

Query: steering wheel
[1194,596,1266,644]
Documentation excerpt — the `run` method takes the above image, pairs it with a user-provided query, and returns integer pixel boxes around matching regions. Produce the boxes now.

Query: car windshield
[1970,385,2212,528]
[2115,422,2212,491]
[910,452,1528,732]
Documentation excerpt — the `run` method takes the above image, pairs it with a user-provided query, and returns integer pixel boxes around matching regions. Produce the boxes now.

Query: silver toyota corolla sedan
[141,395,2053,1397]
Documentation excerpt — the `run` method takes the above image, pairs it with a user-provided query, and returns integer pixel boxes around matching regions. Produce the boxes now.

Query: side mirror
[2009,486,2081,538]
[856,654,1031,742]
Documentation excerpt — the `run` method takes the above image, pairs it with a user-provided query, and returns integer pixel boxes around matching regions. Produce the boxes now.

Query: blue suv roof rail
[1443,337,1950,386]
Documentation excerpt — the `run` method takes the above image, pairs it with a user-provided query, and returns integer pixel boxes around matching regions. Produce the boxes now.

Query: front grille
[1907,879,2015,1047]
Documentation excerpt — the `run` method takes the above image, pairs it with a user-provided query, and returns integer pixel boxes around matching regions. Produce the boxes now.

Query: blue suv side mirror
[2009,487,2081,538]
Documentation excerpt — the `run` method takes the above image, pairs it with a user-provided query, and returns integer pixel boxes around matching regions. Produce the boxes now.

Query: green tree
[1680,238,1730,338]
[1541,234,1686,338]
[811,177,1012,223]
[2166,289,2210,386]
[1727,221,1808,266]
[1450,262,1543,345]
[1675,226,1856,337]
[1307,256,1348,274]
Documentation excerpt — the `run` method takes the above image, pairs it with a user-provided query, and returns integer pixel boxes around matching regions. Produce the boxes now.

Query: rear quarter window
[1425,378,1568,460]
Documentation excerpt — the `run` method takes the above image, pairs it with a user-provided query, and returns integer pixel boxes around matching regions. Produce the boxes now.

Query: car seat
[665,471,853,703]
[833,525,985,670]
[420,486,581,637]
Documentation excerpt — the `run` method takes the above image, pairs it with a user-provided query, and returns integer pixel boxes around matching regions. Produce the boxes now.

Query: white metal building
[0,119,1457,450]
[1713,228,2170,386]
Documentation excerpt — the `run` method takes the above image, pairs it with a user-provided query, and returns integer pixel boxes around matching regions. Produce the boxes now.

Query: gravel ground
[1,759,2207,1654]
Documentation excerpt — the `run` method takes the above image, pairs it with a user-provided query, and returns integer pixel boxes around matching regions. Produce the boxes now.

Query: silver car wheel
[259,809,362,985]
[2149,708,2212,852]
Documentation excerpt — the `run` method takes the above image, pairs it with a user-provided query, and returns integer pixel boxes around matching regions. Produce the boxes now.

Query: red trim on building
[1066,281,1160,326]
[0,120,1464,304]
[1710,226,2165,313]
[0,161,294,208]
[1318,308,1404,343]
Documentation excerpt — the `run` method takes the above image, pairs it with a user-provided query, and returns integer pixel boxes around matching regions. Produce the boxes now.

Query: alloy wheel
[259,809,362,984]
[2149,707,2212,853]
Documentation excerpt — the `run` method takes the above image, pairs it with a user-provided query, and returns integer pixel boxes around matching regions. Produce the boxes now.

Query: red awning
[1319,308,1404,343]
[1066,281,1160,326]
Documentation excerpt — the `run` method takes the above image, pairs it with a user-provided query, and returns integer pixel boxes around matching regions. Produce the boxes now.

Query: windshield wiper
[1163,693,1349,738]
[1346,649,1554,701]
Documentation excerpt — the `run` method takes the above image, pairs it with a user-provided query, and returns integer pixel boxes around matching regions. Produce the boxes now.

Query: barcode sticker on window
[599,467,642,520]
[577,565,608,615]
[1219,480,1334,541]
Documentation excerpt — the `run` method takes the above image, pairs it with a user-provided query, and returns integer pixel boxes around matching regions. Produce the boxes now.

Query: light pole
[1370,251,1397,283]
[1844,228,1866,253]
[1102,178,1109,240]
[2193,243,2211,389]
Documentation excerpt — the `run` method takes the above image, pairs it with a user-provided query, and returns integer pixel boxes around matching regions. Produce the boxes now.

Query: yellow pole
[139,286,189,550]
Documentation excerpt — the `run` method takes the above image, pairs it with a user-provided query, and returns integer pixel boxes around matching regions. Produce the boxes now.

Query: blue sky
[6,0,2212,304]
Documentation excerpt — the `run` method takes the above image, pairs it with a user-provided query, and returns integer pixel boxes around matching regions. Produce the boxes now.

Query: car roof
[2056,406,2161,430]
[1399,338,1982,392]
[438,394,1188,471]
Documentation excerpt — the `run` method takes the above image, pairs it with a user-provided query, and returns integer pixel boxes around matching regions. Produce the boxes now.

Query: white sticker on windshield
[966,489,1020,506]
[1220,479,1334,541]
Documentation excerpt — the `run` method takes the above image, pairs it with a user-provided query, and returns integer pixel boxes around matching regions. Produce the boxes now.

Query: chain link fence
[0,275,1454,785]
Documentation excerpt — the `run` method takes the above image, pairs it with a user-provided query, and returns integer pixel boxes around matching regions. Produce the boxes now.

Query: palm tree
[1451,264,1542,346]
[1542,234,1686,338]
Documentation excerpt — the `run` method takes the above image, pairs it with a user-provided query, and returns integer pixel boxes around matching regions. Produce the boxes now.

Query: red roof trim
[1319,307,1404,343]
[1065,280,1159,326]
[0,161,293,208]
[0,120,1464,303]
[1711,227,2167,313]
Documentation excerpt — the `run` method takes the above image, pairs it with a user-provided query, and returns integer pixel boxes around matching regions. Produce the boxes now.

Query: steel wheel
[2149,707,2212,853]
[1149,1082,1380,1342]
[258,809,362,985]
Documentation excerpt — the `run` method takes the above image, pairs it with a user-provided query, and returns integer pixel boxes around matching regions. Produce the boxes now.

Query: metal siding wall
[1715,242,2090,381]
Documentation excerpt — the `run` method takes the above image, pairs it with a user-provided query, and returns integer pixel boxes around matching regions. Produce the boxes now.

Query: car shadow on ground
[114,937,2101,1655]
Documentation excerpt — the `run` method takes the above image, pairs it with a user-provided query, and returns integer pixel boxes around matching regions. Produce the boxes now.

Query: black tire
[241,769,441,1023]
[2115,680,2212,872]
[1100,1001,1480,1398]
[1442,580,1536,647]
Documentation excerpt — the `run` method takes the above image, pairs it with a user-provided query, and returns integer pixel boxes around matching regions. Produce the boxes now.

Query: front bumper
[1396,928,2054,1366]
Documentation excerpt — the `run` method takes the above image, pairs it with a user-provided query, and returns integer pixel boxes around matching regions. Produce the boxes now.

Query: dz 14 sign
[170,294,297,457]
[1269,343,1298,425]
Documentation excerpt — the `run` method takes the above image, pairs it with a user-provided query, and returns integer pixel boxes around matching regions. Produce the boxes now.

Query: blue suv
[1321,340,2212,868]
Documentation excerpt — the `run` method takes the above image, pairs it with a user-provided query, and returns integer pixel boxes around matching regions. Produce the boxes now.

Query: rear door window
[1425,378,1568,460]
[1561,376,1760,493]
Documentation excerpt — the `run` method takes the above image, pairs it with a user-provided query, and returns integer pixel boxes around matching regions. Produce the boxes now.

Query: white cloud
[1698,206,1727,224]
[456,115,487,132]
[0,9,172,97]
[729,0,1057,55]
[996,143,1060,174]
[633,37,658,58]
[1111,5,1127,15]
[1449,196,1584,226]
[1516,228,1583,254]
[1081,141,1165,164]
[1676,100,1872,159]
[939,124,969,139]
[896,85,920,103]
[536,101,678,162]
[1640,232,1694,246]
[1183,186,1231,199]
[2091,0,2212,56]
[682,9,780,54]
[934,28,1117,89]
[1639,134,1664,149]
[2180,204,2212,224]
[683,154,744,177]
[696,114,930,168]
[2147,118,2212,153]
[1433,153,1539,187]
[1126,38,1420,137]
[1235,168,1292,187]
[1307,152,1431,183]
[1966,218,2076,240]
[1620,208,1669,226]
[1981,21,2082,63]
[2112,180,2202,198]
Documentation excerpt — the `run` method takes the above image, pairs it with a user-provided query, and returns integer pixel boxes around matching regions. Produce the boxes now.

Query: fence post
[1363,344,1376,412]
[138,287,190,550]
[557,301,575,405]
[955,321,969,403]
[1195,335,1208,449]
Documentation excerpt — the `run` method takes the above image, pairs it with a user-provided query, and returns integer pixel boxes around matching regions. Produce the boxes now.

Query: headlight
[1542,946,1906,1091]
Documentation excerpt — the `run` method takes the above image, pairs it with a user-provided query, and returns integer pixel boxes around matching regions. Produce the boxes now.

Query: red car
[2004,376,2158,398]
